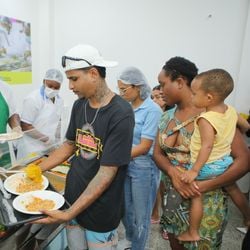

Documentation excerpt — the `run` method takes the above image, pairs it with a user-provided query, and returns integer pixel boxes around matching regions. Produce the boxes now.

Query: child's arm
[237,114,250,134]
[181,117,215,183]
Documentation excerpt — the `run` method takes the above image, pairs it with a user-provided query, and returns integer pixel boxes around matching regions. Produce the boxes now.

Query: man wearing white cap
[17,69,64,160]
[35,44,134,250]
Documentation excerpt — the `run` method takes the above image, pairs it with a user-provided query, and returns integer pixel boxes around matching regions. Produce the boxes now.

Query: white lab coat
[17,88,63,161]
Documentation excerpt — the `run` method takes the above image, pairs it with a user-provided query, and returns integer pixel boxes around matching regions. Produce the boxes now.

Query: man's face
[66,69,96,98]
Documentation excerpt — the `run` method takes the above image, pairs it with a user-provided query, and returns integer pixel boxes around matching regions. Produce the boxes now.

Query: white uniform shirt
[21,88,63,126]
[17,87,64,160]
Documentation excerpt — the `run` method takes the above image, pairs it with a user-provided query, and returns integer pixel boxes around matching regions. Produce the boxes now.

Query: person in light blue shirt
[132,96,162,155]
[117,67,162,250]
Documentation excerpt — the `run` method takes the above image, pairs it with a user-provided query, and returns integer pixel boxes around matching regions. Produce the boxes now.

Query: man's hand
[181,169,198,183]
[169,167,200,199]
[31,209,72,224]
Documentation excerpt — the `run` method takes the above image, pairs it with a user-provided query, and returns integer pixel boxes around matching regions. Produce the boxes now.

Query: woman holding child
[153,57,249,249]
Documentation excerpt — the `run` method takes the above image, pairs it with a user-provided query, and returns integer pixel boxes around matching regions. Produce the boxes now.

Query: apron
[0,91,11,168]
[17,96,63,161]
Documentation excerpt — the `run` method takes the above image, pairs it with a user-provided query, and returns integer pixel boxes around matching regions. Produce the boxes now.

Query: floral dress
[159,108,228,250]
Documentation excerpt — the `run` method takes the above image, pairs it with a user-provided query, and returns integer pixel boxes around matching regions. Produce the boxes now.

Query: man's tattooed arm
[39,140,76,172]
[66,166,118,218]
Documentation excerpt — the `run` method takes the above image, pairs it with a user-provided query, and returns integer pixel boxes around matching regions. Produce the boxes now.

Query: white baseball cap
[62,44,118,71]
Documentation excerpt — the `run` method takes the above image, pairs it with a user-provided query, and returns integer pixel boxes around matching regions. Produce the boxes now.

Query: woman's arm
[131,138,153,158]
[21,121,50,142]
[197,129,249,193]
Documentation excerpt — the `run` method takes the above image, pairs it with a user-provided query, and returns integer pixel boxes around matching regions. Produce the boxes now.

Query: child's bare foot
[177,231,200,242]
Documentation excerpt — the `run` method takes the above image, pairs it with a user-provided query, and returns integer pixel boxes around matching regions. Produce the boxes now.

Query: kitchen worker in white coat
[17,69,64,160]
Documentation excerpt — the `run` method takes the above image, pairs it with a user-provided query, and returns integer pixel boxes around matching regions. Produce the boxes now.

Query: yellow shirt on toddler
[190,105,238,164]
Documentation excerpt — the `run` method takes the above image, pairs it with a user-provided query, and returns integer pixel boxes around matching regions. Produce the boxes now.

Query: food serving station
[0,130,70,250]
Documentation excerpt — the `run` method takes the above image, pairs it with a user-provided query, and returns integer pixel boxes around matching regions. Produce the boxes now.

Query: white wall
[52,0,250,111]
[235,3,250,114]
[1,0,250,115]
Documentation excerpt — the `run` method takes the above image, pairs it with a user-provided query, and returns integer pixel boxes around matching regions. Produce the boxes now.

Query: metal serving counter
[0,129,69,249]
[0,221,66,250]
[0,159,68,250]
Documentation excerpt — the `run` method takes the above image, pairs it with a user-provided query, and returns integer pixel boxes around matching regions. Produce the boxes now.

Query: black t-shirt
[242,227,250,250]
[64,94,134,232]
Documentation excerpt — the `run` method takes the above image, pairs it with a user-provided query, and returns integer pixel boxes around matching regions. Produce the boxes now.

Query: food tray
[43,171,66,195]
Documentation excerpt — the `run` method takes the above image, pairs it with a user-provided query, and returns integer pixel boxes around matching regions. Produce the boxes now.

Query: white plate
[4,173,49,195]
[13,190,65,214]
[0,132,23,142]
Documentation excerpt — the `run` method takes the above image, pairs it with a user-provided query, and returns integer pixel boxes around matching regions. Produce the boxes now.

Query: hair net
[44,69,63,85]
[118,66,151,100]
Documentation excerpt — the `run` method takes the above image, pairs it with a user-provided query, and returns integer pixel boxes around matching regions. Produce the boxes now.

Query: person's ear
[207,93,213,102]
[176,77,185,89]
[88,67,99,80]
[134,85,140,92]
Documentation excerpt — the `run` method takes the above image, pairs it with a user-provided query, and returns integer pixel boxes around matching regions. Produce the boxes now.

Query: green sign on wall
[0,15,32,84]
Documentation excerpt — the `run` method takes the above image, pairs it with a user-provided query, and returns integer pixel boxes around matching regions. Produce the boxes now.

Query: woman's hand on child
[171,167,200,198]
[181,169,198,184]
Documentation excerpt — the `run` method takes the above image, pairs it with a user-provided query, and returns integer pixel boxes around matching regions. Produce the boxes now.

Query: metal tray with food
[0,180,67,227]
[43,171,66,195]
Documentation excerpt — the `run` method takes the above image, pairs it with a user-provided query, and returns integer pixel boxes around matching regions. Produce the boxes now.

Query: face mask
[44,86,59,99]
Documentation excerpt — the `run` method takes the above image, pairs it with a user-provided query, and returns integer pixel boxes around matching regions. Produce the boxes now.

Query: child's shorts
[188,155,233,180]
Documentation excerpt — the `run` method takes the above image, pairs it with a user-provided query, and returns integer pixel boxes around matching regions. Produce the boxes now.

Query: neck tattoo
[83,90,112,133]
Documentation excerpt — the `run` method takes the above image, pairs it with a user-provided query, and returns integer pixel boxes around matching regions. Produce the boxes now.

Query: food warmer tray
[0,183,68,227]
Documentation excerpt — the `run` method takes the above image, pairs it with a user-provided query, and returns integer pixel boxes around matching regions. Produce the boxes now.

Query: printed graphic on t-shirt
[75,126,103,160]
